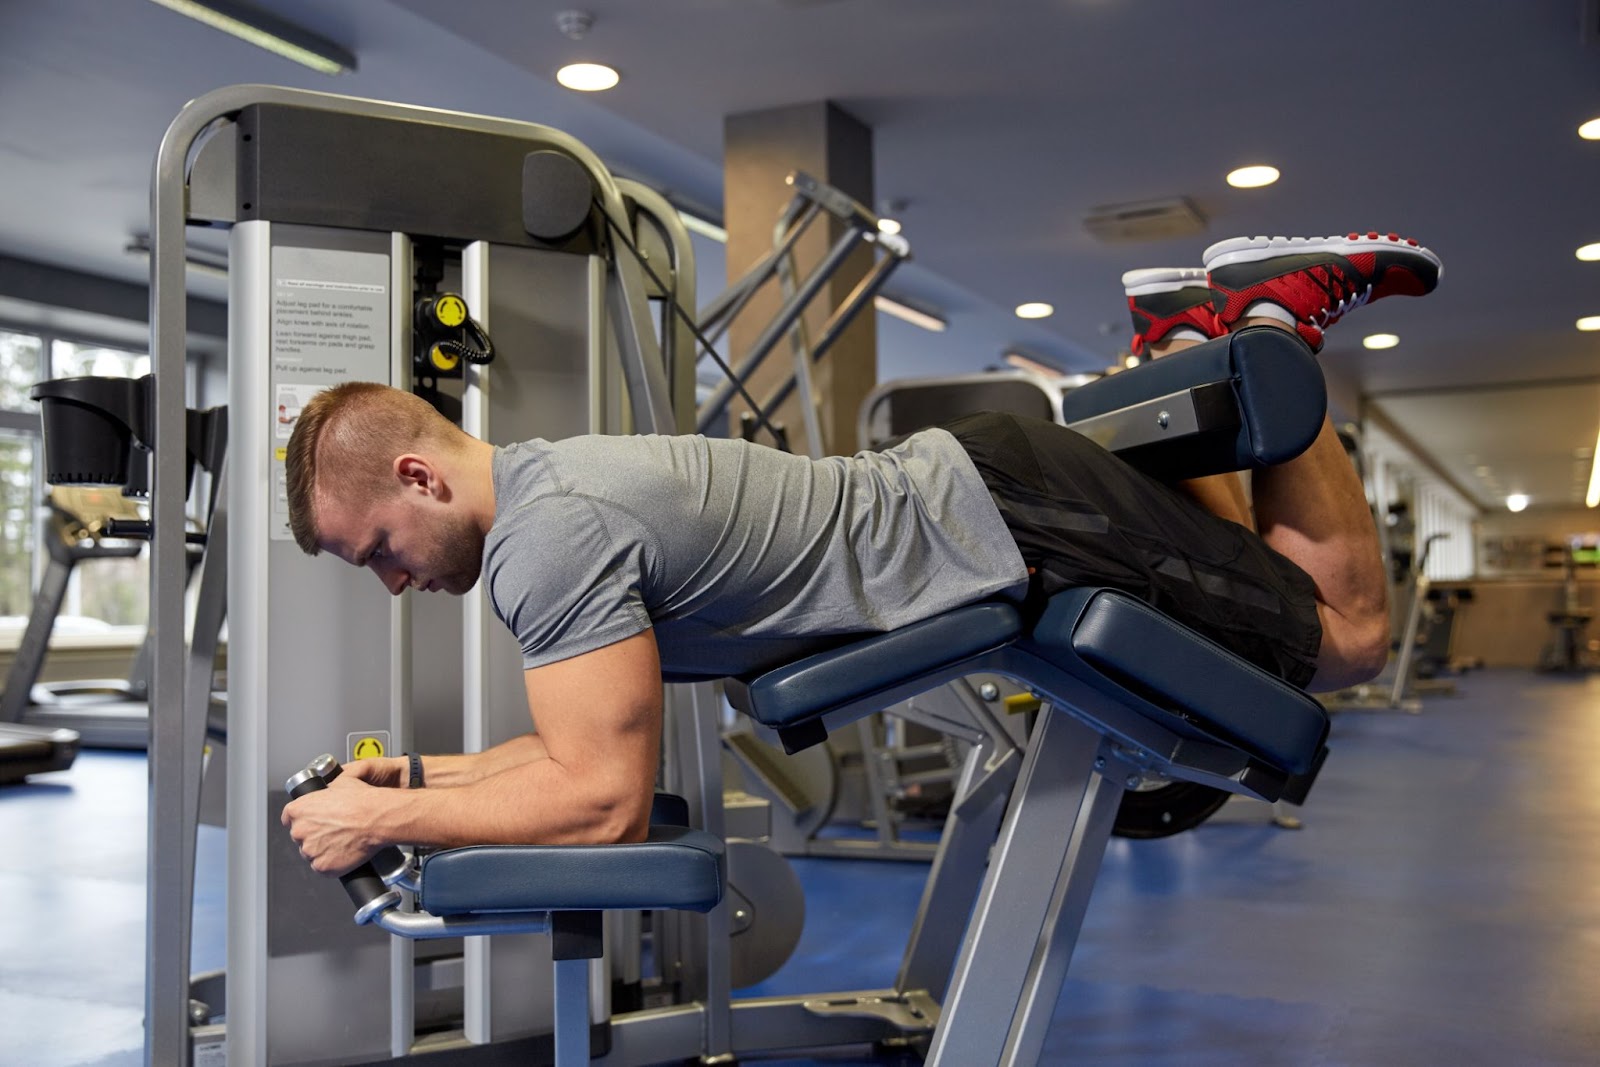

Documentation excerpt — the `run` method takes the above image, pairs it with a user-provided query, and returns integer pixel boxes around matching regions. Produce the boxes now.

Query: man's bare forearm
[418,733,549,788]
[376,753,649,849]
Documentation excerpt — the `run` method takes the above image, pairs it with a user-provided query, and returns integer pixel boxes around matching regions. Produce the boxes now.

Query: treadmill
[0,723,80,784]
[0,486,157,749]
[4,377,229,774]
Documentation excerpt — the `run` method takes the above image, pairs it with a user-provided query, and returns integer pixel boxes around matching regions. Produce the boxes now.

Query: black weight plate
[1112,780,1231,839]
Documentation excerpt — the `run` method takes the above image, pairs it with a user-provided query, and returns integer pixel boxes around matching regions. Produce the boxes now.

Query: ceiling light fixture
[147,0,356,74]
[1578,243,1600,261]
[875,296,946,333]
[1363,333,1400,350]
[1579,316,1600,331]
[1505,492,1530,513]
[877,218,903,236]
[556,62,620,91]
[1580,117,1600,140]
[1015,302,1054,320]
[1588,428,1600,508]
[1226,165,1280,189]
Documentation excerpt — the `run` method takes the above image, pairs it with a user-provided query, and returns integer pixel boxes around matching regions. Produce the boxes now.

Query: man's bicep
[521,630,664,827]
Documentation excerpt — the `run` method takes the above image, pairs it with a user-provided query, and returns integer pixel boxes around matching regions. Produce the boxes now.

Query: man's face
[316,486,485,597]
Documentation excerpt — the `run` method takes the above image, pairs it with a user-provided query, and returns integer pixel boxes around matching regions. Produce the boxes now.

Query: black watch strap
[406,752,425,790]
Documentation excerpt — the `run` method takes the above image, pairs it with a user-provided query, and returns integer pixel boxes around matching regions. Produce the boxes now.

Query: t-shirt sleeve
[484,493,653,669]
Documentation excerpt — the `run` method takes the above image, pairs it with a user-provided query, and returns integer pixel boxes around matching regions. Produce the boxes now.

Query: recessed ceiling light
[1226,165,1280,189]
[556,62,619,91]
[1505,493,1530,513]
[1363,333,1399,350]
[1015,302,1054,319]
[1580,117,1600,140]
[1579,316,1600,331]
[877,218,902,236]
[1578,243,1600,261]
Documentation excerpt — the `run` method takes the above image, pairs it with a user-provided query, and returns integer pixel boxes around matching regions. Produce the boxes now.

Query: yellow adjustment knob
[433,294,468,328]
[1003,693,1042,715]
[429,344,460,372]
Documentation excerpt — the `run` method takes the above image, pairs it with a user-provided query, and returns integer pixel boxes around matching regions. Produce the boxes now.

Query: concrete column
[723,101,875,456]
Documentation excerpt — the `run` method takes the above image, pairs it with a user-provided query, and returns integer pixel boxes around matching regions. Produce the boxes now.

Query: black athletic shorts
[942,411,1323,688]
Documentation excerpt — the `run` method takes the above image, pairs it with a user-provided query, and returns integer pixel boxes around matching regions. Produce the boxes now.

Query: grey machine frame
[145,85,691,1065]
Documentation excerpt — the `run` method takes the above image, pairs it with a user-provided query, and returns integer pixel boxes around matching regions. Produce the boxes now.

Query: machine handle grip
[285,755,407,913]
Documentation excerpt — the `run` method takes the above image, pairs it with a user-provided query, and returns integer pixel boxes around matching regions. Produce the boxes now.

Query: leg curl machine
[300,326,1333,1066]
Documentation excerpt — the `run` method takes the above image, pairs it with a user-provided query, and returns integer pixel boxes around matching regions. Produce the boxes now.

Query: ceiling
[3,0,1599,516]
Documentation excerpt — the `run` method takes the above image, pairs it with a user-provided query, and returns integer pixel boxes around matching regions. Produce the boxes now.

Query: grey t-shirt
[482,428,1029,677]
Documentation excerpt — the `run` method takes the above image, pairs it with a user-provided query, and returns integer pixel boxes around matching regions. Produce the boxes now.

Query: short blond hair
[285,383,463,555]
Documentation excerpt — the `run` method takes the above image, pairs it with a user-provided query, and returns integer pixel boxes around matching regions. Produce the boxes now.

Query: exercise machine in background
[0,430,217,778]
[1540,541,1600,672]
[696,170,909,453]
[0,486,195,748]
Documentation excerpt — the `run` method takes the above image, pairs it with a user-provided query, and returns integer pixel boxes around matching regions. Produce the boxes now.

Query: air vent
[1083,197,1207,244]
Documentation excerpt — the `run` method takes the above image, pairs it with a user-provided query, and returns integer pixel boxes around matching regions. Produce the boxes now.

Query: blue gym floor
[5,669,1599,1065]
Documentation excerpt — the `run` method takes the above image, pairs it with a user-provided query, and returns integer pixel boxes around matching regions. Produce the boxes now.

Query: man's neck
[462,437,500,534]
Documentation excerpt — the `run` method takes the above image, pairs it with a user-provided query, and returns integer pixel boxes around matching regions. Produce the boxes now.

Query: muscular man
[282,232,1439,874]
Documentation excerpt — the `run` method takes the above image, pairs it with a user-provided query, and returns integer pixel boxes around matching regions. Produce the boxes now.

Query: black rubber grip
[286,761,396,909]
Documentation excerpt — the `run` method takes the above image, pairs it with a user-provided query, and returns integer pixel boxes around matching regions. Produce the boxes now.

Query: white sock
[1241,300,1296,326]
[1163,326,1208,343]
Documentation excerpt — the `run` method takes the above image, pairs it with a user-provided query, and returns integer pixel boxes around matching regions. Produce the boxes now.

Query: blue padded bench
[1058,323,1326,482]
[723,585,1328,1065]
[288,772,724,1067]
[409,819,723,1064]
[417,823,724,917]
[728,586,1327,799]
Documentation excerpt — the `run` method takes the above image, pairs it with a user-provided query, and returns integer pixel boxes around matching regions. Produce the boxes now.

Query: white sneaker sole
[1121,266,1208,296]
[1202,233,1443,278]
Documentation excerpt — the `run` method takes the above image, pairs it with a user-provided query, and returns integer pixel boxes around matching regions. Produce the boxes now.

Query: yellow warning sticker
[275,447,288,461]
[346,731,390,762]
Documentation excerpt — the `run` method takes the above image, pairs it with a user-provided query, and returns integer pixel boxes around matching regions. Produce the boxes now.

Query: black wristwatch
[406,752,425,790]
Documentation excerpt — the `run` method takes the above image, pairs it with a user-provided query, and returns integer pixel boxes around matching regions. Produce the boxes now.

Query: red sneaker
[1122,267,1224,356]
[1204,232,1442,351]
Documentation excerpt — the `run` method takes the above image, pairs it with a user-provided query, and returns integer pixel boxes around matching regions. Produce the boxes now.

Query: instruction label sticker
[347,731,390,762]
[267,245,391,541]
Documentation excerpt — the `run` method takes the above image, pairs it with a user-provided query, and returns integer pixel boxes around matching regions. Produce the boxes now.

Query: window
[0,331,42,412]
[0,432,37,619]
[52,340,150,382]
[0,331,42,623]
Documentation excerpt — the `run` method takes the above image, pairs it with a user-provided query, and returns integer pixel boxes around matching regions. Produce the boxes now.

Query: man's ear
[394,454,440,497]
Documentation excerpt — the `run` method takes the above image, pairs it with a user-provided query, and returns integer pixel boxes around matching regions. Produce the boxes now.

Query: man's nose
[371,559,409,596]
